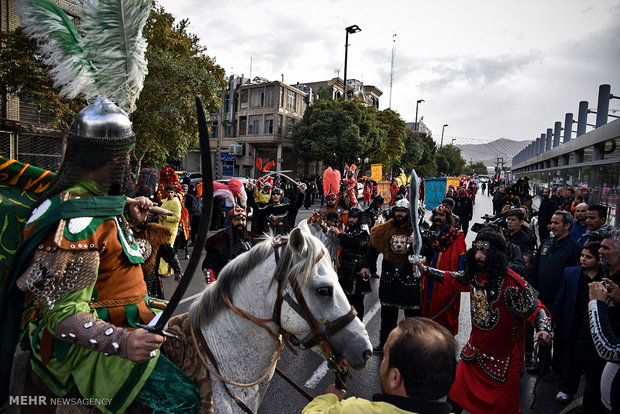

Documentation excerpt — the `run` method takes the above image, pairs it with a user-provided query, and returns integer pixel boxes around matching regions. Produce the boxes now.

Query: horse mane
[189,228,327,329]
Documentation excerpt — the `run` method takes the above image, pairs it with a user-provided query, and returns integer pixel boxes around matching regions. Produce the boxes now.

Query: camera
[472,213,505,233]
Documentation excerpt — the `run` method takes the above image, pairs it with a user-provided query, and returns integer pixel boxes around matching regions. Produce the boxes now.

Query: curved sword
[144,96,213,333]
[408,169,424,276]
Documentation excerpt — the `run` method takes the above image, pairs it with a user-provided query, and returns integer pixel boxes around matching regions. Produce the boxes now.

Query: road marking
[304,361,329,389]
[362,302,381,324]
[304,301,381,389]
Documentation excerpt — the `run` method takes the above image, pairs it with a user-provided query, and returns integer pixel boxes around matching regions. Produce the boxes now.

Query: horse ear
[289,227,306,255]
[297,219,311,234]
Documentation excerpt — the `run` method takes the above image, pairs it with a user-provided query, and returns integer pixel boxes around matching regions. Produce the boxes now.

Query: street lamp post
[343,24,361,101]
[451,138,456,146]
[415,99,424,131]
[440,124,448,149]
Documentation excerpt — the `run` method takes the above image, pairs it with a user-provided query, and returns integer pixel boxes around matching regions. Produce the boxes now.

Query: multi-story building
[184,75,311,178]
[406,121,432,136]
[304,77,381,108]
[0,0,82,170]
[184,75,383,179]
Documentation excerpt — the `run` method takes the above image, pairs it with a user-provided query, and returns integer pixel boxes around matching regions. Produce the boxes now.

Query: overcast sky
[162,0,620,145]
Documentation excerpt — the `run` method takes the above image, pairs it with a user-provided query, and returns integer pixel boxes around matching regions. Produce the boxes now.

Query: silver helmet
[39,98,136,200]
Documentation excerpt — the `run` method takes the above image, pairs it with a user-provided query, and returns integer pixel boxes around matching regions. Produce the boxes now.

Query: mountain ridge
[455,138,529,168]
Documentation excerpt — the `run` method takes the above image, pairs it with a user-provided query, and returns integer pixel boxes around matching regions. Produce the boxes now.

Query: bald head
[575,203,589,223]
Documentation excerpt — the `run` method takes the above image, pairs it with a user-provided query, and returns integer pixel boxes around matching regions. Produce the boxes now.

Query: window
[278,115,283,135]
[264,114,274,134]
[279,86,284,107]
[208,123,218,139]
[239,117,247,135]
[285,117,296,137]
[240,89,248,109]
[250,88,264,107]
[287,90,296,111]
[249,115,263,135]
[266,86,275,106]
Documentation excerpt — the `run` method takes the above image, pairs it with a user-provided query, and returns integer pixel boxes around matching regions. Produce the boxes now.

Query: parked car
[188,172,203,185]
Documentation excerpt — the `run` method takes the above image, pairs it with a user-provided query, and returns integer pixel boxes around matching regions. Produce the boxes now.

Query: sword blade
[152,96,213,331]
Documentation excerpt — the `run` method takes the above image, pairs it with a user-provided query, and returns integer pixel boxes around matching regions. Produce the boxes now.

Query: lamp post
[414,99,424,131]
[451,138,456,146]
[343,24,361,101]
[440,124,448,149]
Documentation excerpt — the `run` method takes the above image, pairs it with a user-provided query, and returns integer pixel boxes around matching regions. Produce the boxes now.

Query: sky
[162,0,620,146]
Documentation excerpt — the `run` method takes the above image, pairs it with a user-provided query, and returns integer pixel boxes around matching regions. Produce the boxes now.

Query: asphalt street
[164,191,583,414]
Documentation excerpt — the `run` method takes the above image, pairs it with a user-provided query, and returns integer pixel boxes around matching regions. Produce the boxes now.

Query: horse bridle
[270,239,358,356]
[199,238,358,413]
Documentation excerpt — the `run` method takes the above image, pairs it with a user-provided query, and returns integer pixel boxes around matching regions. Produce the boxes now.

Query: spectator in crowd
[302,318,456,414]
[536,187,555,244]
[552,187,565,211]
[551,242,605,405]
[571,194,584,216]
[504,208,537,255]
[578,204,614,245]
[560,187,575,212]
[532,210,581,380]
[570,202,589,244]
[588,230,620,413]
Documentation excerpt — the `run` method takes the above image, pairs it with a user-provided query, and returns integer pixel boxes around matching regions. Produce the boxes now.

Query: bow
[142,96,213,334]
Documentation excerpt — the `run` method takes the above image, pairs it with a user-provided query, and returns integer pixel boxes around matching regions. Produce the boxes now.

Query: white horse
[184,220,372,413]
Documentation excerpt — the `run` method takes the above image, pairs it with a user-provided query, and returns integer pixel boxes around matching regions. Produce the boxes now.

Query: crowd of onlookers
[461,181,619,412]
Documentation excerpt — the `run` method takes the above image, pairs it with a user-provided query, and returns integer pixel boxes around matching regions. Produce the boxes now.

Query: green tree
[470,161,489,175]
[292,99,385,170]
[375,108,406,170]
[132,5,226,169]
[436,144,466,176]
[403,131,437,178]
[0,28,81,130]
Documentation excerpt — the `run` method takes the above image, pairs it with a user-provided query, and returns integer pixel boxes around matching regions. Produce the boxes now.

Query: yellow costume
[157,196,181,274]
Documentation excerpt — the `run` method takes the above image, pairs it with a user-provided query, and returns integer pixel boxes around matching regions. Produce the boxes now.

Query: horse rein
[191,237,358,412]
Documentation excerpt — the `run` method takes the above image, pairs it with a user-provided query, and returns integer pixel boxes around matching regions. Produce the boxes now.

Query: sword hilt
[136,323,179,341]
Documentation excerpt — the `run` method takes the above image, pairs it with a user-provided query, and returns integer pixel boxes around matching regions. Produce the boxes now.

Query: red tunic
[422,231,466,335]
[445,268,546,414]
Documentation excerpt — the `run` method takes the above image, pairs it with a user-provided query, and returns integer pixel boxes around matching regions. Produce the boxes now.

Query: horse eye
[316,286,333,297]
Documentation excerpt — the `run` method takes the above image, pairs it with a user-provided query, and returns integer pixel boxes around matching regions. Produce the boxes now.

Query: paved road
[164,192,582,414]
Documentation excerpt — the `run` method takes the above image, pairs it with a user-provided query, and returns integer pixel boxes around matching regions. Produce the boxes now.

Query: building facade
[183,75,311,178]
[0,0,83,170]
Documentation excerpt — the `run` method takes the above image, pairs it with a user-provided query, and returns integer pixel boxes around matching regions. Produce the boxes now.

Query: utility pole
[389,33,396,108]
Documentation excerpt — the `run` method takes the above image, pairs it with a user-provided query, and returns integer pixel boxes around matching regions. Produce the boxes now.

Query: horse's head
[276,222,372,370]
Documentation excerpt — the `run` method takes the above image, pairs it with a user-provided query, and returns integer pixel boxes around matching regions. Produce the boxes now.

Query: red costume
[443,268,549,414]
[363,180,372,204]
[422,226,466,335]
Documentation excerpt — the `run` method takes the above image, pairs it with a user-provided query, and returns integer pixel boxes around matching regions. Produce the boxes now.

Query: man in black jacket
[246,182,306,235]
[454,188,473,237]
[202,206,257,283]
[537,188,555,244]
[533,210,581,379]
[334,207,371,318]
[504,208,537,255]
